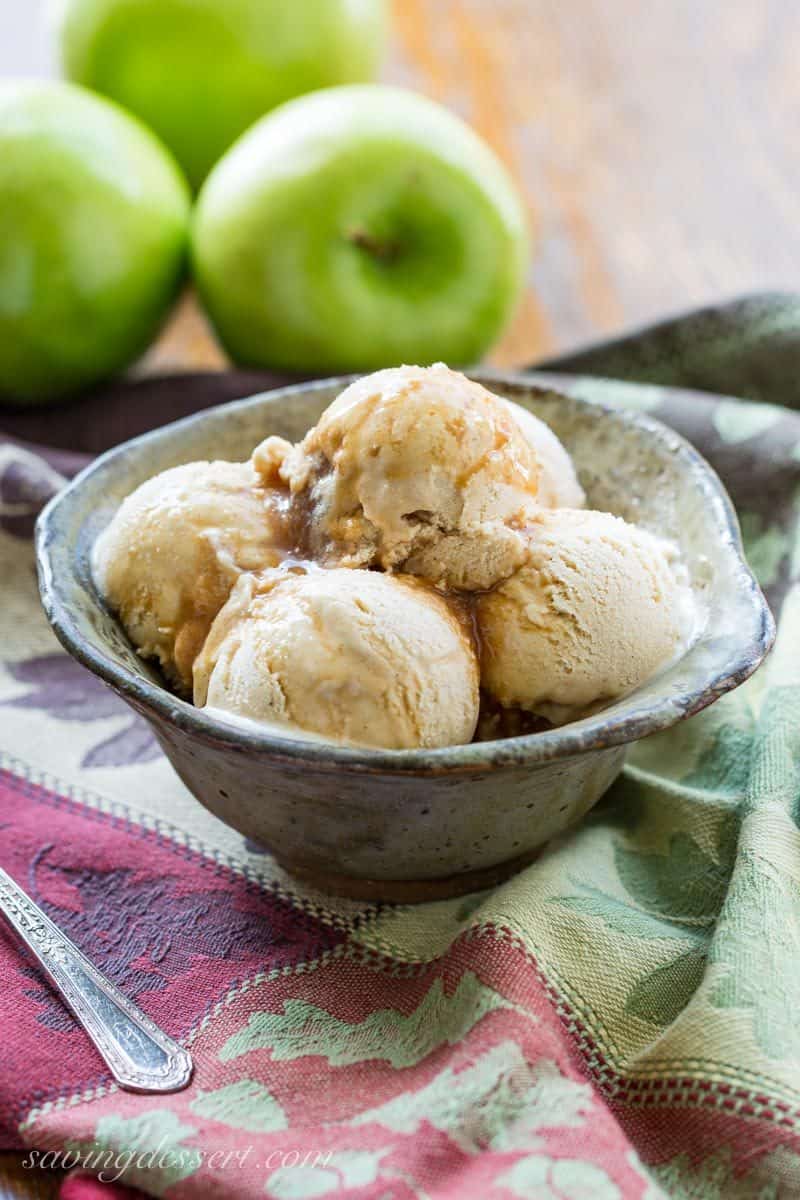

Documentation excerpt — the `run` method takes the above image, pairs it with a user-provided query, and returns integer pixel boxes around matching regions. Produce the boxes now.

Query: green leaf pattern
[649,1145,800,1200]
[495,1155,623,1200]
[66,1111,202,1197]
[266,1151,390,1199]
[713,401,784,444]
[740,512,792,588]
[351,1043,592,1154]
[190,1079,287,1133]
[219,971,524,1068]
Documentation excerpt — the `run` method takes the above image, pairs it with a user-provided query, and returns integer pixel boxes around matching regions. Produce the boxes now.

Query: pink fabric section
[29,938,651,1198]
[60,1172,146,1200]
[0,768,344,1147]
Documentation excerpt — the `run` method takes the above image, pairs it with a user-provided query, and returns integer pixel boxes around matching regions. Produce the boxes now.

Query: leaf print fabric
[1,654,161,768]
[218,972,522,1068]
[67,1111,203,1196]
[496,1156,623,1200]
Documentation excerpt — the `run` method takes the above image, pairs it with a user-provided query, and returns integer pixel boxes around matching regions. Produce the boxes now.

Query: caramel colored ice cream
[194,566,479,749]
[92,457,290,693]
[476,509,694,724]
[279,364,546,589]
[503,398,585,509]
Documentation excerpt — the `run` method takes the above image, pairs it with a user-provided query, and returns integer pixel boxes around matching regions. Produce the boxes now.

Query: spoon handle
[0,866,192,1093]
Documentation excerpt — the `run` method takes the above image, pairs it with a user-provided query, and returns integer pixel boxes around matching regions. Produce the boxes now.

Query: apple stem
[346,227,400,263]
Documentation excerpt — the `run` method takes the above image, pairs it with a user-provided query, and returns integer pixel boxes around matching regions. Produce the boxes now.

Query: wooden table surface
[3,0,799,1194]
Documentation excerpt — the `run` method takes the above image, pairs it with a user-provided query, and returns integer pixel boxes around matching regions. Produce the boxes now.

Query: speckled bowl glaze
[36,373,774,901]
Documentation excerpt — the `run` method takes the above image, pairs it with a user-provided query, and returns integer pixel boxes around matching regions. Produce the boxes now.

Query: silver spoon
[0,866,192,1093]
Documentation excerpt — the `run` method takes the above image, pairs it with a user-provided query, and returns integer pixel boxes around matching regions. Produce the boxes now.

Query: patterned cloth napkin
[1,294,799,1200]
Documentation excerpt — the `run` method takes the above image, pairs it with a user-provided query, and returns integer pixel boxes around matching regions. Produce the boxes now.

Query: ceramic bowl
[36,374,774,901]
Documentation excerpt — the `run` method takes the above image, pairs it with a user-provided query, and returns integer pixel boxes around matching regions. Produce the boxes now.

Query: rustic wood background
[144,0,800,376]
[2,0,799,1193]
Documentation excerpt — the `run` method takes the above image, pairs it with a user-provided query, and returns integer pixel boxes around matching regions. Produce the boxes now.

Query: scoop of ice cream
[279,364,542,589]
[401,523,529,592]
[194,566,479,749]
[400,394,585,588]
[476,509,695,724]
[92,457,291,693]
[503,398,585,508]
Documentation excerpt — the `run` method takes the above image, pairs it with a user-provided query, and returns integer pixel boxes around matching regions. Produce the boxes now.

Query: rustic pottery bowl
[36,374,774,901]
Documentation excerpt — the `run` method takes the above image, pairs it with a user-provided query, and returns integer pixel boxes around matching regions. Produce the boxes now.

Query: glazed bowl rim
[35,370,776,777]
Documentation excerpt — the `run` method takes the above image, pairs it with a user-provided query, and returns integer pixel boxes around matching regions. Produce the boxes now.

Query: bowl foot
[274,846,544,903]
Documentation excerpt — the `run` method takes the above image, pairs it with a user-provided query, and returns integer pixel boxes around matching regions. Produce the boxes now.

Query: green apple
[192,86,529,372]
[58,0,388,189]
[0,81,189,405]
